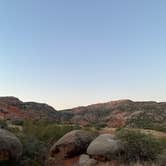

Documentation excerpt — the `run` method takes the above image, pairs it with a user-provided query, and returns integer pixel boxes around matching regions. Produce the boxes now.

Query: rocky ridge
[0,97,165,131]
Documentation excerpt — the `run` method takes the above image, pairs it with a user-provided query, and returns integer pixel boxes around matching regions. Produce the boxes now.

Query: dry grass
[99,127,166,139]
[140,129,166,138]
[96,161,161,166]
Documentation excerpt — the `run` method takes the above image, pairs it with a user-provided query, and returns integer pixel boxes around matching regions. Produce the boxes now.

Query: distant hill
[0,97,165,132]
[0,97,58,121]
[60,99,166,131]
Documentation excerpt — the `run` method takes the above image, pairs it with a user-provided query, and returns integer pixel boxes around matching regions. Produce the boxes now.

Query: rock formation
[0,129,22,161]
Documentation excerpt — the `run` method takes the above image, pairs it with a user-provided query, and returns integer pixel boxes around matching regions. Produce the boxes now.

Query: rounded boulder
[0,129,23,160]
[79,154,97,166]
[87,134,122,160]
[50,130,97,159]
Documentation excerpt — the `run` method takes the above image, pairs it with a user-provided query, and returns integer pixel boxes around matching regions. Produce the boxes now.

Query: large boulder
[50,130,97,158]
[0,129,22,161]
[79,154,97,166]
[48,130,97,166]
[87,134,122,160]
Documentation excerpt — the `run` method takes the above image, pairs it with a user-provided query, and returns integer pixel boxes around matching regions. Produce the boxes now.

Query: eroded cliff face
[0,97,58,121]
[60,100,166,129]
[0,97,165,130]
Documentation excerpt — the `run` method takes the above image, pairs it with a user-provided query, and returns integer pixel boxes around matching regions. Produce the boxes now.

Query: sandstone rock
[79,154,97,166]
[0,129,22,160]
[87,134,122,160]
[50,130,97,159]
[0,96,58,121]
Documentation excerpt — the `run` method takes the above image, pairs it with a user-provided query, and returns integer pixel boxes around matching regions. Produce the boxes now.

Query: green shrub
[0,160,21,166]
[21,120,81,142]
[87,122,107,130]
[14,120,81,165]
[157,150,166,166]
[0,120,8,129]
[126,112,166,132]
[11,120,24,126]
[116,129,163,161]
[19,135,46,166]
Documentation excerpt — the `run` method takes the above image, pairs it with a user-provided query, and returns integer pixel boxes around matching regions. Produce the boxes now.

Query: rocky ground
[46,129,166,166]
[0,125,165,166]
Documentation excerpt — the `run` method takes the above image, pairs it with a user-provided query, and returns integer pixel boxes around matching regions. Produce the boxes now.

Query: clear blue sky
[0,0,166,109]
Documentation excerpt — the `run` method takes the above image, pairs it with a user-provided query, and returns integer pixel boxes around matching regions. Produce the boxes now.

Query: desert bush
[116,129,163,161]
[18,134,46,165]
[21,120,80,142]
[0,160,21,166]
[11,119,24,126]
[156,149,166,166]
[126,112,166,132]
[0,120,8,129]
[96,161,161,166]
[14,120,80,165]
[86,122,107,130]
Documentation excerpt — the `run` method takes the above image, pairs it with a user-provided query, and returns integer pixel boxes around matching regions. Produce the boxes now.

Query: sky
[0,0,166,109]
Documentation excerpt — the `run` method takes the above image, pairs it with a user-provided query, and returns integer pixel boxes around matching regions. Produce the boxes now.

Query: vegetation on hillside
[126,110,166,132]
